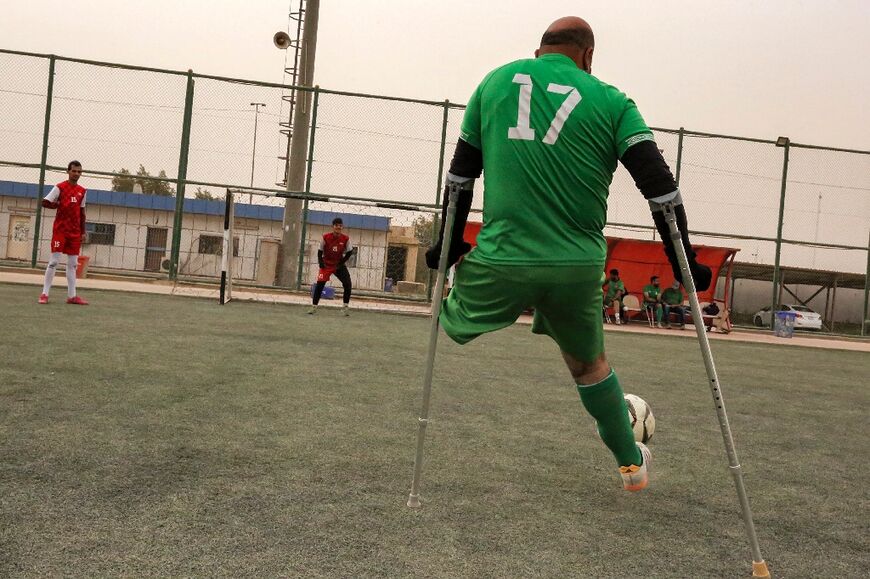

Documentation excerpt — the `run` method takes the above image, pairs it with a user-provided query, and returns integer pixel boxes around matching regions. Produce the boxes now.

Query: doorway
[6,215,32,260]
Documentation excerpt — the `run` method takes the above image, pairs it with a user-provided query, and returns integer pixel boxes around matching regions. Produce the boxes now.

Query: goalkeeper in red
[427,16,711,491]
[309,217,355,316]
[38,160,89,305]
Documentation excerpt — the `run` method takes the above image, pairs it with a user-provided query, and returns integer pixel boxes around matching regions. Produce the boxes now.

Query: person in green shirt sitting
[661,280,686,329]
[642,276,664,328]
[603,268,627,323]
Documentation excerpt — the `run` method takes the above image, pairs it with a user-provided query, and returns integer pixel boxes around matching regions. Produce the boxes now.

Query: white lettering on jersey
[508,77,582,146]
[507,74,535,141]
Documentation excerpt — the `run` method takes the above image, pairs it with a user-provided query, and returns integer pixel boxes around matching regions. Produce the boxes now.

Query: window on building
[85,223,116,245]
[198,235,239,256]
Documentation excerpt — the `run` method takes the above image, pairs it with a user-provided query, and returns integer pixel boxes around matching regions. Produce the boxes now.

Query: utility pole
[812,193,822,268]
[249,102,266,203]
[276,0,319,287]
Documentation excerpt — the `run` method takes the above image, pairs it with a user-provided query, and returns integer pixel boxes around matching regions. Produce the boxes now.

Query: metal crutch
[661,202,770,578]
[407,184,460,509]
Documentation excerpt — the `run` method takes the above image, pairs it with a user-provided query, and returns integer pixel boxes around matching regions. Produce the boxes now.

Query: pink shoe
[38,294,49,304]
[66,296,89,305]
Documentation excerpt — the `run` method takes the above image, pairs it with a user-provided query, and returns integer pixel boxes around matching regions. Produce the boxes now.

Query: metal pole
[249,102,267,202]
[296,86,320,289]
[278,0,320,287]
[31,55,56,268]
[771,138,790,326]
[427,100,450,303]
[863,230,870,336]
[661,202,769,578]
[168,70,195,280]
[812,193,822,268]
[408,184,459,509]
[674,126,685,186]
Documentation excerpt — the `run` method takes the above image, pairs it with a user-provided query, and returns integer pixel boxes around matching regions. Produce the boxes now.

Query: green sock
[577,371,642,467]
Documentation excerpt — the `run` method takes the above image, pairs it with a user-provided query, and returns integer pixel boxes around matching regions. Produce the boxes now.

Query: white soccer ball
[624,394,655,443]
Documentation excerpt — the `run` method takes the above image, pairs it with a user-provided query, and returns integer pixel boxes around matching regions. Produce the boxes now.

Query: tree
[111,168,135,193]
[134,165,174,196]
[411,213,439,284]
[411,213,438,247]
[194,187,219,200]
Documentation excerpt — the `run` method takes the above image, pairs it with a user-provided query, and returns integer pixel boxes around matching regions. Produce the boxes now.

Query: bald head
[536,16,595,73]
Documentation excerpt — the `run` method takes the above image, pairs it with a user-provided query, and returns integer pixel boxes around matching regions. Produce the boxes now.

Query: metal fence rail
[0,48,867,334]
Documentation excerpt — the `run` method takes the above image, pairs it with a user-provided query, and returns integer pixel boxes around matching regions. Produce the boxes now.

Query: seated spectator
[602,268,627,323]
[661,280,686,329]
[703,302,732,334]
[643,275,664,328]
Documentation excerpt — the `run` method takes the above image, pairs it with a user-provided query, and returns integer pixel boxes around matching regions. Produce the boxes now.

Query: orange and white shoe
[38,293,49,304]
[66,296,89,305]
[619,442,652,492]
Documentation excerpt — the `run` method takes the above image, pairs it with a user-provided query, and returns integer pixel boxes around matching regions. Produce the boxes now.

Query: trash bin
[384,277,394,292]
[76,255,90,279]
[773,311,797,338]
[311,284,335,299]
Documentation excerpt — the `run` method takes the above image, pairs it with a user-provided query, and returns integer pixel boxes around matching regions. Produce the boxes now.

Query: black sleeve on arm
[340,247,356,264]
[317,249,325,268]
[448,138,483,179]
[436,138,481,244]
[619,139,677,200]
[424,139,481,269]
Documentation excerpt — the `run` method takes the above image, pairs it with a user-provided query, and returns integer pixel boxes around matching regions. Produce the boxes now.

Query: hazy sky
[2,0,869,150]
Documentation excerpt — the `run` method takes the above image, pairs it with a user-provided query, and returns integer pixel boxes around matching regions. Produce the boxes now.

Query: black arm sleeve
[620,139,712,290]
[435,138,481,245]
[317,249,325,268]
[619,139,677,200]
[448,138,483,179]
[340,247,356,264]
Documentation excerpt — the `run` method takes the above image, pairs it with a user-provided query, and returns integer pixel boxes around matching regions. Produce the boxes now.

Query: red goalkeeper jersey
[321,232,351,266]
[46,180,87,236]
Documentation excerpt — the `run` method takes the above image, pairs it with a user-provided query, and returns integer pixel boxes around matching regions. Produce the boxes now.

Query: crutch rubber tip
[407,494,422,509]
[752,560,770,578]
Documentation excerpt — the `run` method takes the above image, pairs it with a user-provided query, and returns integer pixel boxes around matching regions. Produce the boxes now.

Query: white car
[753,304,823,330]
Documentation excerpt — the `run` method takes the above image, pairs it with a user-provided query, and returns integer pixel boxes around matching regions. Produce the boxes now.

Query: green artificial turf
[1,284,867,577]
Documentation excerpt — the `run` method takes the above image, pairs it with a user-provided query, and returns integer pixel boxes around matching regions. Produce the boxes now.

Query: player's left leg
[531,266,646,488]
[335,266,352,316]
[64,236,87,305]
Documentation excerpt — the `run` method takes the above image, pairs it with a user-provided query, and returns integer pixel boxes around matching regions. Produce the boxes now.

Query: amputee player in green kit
[426,16,711,491]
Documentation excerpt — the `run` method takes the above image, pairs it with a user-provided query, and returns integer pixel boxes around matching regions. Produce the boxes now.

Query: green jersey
[460,53,653,266]
[661,287,684,305]
[643,284,662,303]
[604,279,625,299]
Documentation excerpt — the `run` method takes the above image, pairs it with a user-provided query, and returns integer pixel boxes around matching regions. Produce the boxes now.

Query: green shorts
[440,252,606,362]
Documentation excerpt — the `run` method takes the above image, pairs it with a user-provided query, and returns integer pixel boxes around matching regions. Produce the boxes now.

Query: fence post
[168,70,195,280]
[31,55,56,268]
[863,230,869,336]
[771,137,790,325]
[296,85,320,290]
[674,127,685,186]
[427,99,450,302]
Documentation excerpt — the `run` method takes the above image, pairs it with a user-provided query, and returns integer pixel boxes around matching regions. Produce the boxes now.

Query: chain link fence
[1,49,867,332]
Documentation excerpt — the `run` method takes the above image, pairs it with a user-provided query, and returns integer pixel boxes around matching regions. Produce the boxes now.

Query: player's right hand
[668,258,712,292]
[425,241,471,270]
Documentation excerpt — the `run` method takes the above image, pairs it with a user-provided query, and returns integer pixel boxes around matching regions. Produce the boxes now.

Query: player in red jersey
[38,161,88,305]
[309,217,355,315]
